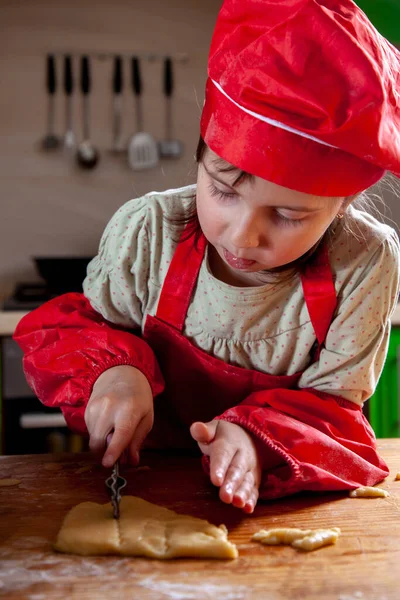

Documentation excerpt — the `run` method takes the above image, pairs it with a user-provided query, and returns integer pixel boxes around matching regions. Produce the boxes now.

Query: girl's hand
[190,420,262,513]
[84,365,153,468]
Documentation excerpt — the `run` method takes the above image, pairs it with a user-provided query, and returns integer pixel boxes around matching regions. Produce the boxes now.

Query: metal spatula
[127,56,158,171]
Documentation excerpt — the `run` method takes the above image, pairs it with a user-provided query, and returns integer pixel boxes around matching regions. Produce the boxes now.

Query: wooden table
[1,440,399,600]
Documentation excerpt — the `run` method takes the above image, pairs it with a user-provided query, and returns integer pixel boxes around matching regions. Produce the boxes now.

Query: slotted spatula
[127,56,158,170]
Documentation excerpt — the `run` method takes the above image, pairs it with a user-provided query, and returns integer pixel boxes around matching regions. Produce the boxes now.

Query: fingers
[128,413,154,466]
[190,421,217,445]
[231,471,256,508]
[243,488,259,514]
[87,405,148,468]
[102,421,136,467]
[197,421,261,513]
[105,432,129,465]
[87,420,111,456]
[220,469,259,513]
[207,424,247,488]
[209,445,239,489]
[190,421,219,458]
[85,365,153,467]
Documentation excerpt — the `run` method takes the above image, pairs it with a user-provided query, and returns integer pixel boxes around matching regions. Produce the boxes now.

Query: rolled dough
[54,495,238,559]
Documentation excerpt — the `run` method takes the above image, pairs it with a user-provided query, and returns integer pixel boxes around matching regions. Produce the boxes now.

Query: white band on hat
[211,78,337,149]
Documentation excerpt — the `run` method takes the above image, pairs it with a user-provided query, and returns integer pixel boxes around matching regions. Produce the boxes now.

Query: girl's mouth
[223,248,256,270]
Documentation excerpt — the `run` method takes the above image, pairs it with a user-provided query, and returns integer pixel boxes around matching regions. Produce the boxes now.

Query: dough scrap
[349,486,389,498]
[54,495,238,559]
[0,478,20,487]
[292,528,341,551]
[252,528,313,545]
[75,466,92,474]
[44,463,63,471]
[252,527,340,552]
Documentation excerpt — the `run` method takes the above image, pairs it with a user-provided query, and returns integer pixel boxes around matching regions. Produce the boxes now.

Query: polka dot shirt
[83,185,400,407]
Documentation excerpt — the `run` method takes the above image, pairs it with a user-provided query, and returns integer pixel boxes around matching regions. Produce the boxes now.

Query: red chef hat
[200,0,400,196]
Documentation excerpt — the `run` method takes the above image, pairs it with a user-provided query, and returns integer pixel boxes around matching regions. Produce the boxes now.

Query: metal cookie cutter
[105,460,127,519]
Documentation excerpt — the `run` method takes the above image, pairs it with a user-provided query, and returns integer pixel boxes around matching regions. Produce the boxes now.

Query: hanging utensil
[41,54,61,151]
[158,57,183,159]
[76,55,99,169]
[63,54,75,154]
[127,56,158,171]
[110,55,125,153]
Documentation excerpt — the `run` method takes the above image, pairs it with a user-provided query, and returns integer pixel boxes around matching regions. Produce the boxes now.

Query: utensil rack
[39,51,189,170]
[51,51,189,63]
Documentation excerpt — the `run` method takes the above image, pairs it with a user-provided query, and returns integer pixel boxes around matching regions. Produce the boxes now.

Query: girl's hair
[168,135,390,282]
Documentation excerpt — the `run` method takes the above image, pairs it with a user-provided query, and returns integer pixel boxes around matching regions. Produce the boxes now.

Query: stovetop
[3,283,83,311]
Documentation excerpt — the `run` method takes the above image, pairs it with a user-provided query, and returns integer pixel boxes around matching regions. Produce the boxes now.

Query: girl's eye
[274,212,304,227]
[207,182,237,201]
[207,180,306,226]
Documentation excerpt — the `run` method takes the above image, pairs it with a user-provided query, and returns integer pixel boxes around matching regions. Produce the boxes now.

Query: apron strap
[300,240,337,355]
[156,227,207,331]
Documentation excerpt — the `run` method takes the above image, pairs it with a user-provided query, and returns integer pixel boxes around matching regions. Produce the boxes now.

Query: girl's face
[196,149,345,285]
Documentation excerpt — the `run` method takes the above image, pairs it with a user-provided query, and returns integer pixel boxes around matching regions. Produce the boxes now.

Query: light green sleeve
[299,231,400,404]
[82,195,151,329]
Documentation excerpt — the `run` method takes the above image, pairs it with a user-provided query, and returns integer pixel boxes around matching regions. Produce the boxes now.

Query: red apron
[14,227,389,497]
[143,229,336,448]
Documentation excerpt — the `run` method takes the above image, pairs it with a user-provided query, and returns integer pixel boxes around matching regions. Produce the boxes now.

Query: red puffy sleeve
[13,292,165,435]
[215,388,388,499]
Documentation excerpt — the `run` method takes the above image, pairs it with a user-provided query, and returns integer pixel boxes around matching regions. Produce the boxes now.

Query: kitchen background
[0,0,221,301]
[0,0,399,454]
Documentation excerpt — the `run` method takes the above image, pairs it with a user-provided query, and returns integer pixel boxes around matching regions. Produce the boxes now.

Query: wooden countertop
[0,311,29,336]
[1,440,400,599]
[2,304,400,336]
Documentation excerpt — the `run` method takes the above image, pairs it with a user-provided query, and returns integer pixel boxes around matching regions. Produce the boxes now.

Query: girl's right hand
[84,365,153,468]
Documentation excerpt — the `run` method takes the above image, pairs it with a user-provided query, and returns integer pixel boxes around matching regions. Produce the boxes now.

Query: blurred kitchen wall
[0,0,399,302]
[0,0,221,300]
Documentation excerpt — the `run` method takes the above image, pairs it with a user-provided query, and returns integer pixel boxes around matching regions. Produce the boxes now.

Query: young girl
[15,0,400,514]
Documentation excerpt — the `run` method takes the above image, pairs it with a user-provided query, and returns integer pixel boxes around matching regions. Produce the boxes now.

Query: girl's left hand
[190,420,262,513]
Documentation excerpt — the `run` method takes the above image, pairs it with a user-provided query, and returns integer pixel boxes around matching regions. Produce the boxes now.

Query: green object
[355,1,400,44]
[369,327,400,438]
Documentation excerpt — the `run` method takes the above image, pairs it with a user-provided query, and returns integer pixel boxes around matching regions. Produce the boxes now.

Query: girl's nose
[230,221,260,249]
